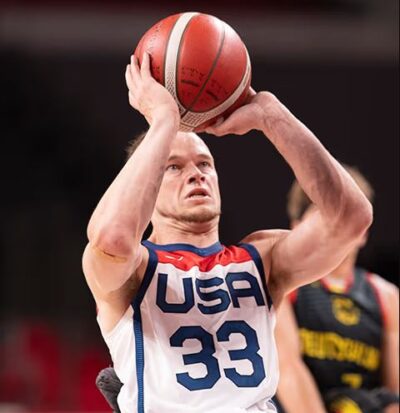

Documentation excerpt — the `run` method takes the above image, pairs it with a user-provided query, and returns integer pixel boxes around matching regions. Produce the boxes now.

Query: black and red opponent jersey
[289,267,386,393]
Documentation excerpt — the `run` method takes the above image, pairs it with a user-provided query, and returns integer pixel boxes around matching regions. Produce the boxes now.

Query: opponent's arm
[372,276,400,395]
[385,404,400,413]
[275,298,327,413]
[83,53,180,295]
[206,90,372,298]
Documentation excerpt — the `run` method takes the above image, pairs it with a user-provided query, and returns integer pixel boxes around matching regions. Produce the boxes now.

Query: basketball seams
[162,15,181,87]
[175,15,200,116]
[156,12,251,132]
[181,18,226,119]
[201,47,251,114]
[180,50,251,130]
[164,12,199,116]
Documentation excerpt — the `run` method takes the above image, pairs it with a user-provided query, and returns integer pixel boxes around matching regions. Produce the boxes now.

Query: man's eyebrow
[167,153,214,162]
[198,153,214,160]
[195,153,215,164]
[167,155,183,162]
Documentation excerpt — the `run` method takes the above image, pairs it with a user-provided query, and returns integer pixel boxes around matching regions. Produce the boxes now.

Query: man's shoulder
[364,271,399,330]
[240,229,290,245]
[239,229,290,260]
[367,271,399,299]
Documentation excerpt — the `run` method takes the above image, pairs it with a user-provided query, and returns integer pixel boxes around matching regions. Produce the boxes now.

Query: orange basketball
[134,12,251,132]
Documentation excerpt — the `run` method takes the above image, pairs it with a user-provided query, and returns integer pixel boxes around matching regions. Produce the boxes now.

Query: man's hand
[205,88,271,136]
[125,52,180,125]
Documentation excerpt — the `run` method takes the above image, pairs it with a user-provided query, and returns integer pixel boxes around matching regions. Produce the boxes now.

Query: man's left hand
[205,89,273,136]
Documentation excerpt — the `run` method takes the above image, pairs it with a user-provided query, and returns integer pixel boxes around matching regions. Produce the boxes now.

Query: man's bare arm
[206,90,373,297]
[275,298,327,413]
[379,277,400,413]
[83,53,180,295]
[259,92,372,295]
[370,276,400,394]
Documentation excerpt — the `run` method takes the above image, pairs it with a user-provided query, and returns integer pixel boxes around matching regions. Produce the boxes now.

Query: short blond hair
[287,165,374,221]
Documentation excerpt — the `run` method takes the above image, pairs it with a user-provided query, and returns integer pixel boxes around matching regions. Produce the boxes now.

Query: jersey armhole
[366,273,388,329]
[239,242,273,310]
[131,244,158,310]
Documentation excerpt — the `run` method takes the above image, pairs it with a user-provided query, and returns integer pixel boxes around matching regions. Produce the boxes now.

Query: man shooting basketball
[82,52,372,413]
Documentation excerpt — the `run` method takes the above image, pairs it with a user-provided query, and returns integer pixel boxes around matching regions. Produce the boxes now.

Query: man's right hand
[125,52,180,125]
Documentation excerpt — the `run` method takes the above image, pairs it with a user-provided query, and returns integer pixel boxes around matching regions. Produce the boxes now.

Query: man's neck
[149,218,219,247]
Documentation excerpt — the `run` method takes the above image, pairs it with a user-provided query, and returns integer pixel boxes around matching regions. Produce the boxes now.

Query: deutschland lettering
[300,328,380,371]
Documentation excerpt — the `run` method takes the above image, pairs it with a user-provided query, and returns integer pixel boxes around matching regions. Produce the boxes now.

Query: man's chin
[179,207,220,224]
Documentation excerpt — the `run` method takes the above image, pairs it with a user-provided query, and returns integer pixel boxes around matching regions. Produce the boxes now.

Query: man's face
[154,132,221,224]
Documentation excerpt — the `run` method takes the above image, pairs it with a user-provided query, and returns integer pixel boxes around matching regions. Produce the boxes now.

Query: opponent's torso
[291,268,384,393]
[100,241,279,413]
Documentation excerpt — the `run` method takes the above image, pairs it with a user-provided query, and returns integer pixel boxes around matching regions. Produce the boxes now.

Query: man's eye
[200,161,211,168]
[167,164,179,171]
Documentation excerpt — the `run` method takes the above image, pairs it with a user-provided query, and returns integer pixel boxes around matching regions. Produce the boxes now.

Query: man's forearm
[88,113,179,255]
[258,92,371,232]
[278,361,327,413]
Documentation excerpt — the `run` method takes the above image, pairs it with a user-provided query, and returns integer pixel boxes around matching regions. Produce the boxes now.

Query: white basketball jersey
[98,241,279,413]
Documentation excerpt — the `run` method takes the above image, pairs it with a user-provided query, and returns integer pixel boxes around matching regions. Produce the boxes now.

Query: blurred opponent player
[275,168,399,413]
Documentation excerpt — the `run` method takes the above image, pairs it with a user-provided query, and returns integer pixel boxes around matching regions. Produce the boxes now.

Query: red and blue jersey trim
[142,240,223,256]
[142,240,273,309]
[144,241,252,272]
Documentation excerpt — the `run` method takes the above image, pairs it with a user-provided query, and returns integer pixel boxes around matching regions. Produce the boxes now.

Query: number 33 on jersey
[99,241,279,413]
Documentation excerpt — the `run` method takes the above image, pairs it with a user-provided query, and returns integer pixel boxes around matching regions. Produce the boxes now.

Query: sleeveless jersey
[290,268,384,393]
[98,241,279,413]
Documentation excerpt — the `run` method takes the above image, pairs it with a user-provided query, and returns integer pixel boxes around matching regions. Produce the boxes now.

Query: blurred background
[0,0,398,411]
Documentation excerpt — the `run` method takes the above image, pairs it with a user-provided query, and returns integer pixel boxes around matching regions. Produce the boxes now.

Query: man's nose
[187,165,206,184]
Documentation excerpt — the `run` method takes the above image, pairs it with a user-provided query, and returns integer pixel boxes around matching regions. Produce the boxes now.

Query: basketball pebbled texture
[134,12,251,132]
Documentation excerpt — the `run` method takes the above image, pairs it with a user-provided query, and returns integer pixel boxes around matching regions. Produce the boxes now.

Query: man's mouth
[186,189,210,199]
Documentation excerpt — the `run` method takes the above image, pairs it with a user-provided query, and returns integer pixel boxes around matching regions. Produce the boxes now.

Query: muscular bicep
[82,242,148,300]
[271,209,362,294]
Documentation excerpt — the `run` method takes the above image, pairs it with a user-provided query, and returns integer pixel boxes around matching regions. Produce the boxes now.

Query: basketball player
[82,52,372,413]
[275,169,399,413]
